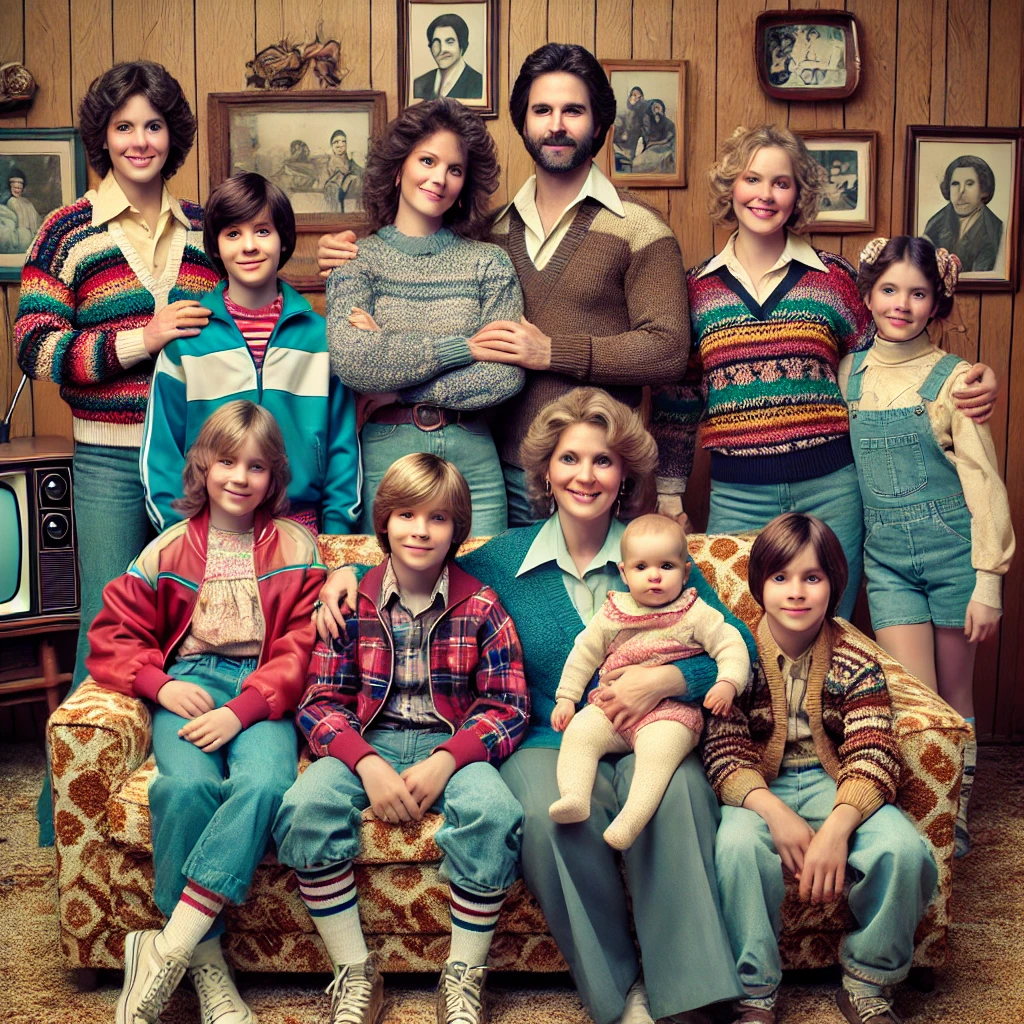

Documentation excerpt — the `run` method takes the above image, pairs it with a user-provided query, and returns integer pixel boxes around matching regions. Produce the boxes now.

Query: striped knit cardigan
[15,194,220,447]
[701,615,902,821]
[651,249,871,486]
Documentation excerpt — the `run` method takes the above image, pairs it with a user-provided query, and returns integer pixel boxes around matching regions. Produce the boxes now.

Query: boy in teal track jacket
[141,172,360,534]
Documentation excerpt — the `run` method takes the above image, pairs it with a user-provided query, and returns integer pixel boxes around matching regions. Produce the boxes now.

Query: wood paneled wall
[1,0,1022,738]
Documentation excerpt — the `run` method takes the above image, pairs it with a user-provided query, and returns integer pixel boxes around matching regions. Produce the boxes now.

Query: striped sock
[447,882,507,968]
[956,721,977,857]
[158,881,226,957]
[296,862,368,966]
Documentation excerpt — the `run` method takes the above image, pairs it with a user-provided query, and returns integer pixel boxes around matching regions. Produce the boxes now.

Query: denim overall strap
[848,353,966,513]
[845,348,870,402]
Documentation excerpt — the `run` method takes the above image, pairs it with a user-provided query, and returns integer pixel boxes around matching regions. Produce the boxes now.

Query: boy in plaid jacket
[273,453,528,1024]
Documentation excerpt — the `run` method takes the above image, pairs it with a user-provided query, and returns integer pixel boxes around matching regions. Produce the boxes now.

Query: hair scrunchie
[934,247,962,297]
[858,237,889,266]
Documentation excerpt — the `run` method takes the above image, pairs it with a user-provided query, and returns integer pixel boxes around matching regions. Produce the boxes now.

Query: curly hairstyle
[372,453,473,557]
[518,387,658,521]
[360,98,499,239]
[940,154,995,204]
[707,124,826,233]
[509,43,617,154]
[78,61,196,180]
[173,400,291,520]
[203,172,296,277]
[856,235,957,320]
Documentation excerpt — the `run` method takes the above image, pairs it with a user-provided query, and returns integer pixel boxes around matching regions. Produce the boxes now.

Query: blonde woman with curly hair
[650,124,996,620]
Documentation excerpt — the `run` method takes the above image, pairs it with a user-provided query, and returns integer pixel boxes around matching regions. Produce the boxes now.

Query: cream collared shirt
[696,229,827,305]
[494,161,625,271]
[89,172,193,371]
[430,57,469,98]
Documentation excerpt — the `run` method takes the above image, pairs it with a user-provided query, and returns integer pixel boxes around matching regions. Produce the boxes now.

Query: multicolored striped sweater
[651,249,871,485]
[15,194,219,447]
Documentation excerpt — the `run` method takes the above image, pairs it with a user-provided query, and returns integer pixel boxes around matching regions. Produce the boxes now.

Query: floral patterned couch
[48,533,967,975]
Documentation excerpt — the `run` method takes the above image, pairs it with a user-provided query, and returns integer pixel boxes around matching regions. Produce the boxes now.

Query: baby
[549,514,751,850]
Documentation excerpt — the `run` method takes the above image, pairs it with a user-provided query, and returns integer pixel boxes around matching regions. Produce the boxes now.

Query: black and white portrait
[911,135,1019,283]
[403,1,494,114]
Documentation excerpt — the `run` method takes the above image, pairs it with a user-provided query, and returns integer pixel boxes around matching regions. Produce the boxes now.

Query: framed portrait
[0,128,87,282]
[796,130,877,233]
[755,11,861,102]
[398,0,498,118]
[208,91,387,288]
[905,126,1022,292]
[601,60,687,189]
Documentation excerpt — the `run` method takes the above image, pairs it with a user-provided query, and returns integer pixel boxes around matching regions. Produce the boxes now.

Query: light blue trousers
[149,656,299,932]
[715,765,937,996]
[501,461,540,529]
[273,728,523,894]
[707,464,864,620]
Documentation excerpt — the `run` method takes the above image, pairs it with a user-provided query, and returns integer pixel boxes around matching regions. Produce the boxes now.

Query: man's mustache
[542,133,577,148]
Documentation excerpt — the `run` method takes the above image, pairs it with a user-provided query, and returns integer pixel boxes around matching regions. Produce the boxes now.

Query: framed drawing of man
[398,0,498,118]
[600,60,687,189]
[796,129,877,232]
[905,126,1022,291]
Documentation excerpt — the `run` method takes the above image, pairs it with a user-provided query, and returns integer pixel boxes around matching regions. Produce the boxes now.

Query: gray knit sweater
[326,225,525,409]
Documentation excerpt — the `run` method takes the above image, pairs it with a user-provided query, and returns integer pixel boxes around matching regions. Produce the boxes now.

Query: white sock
[447,882,506,968]
[158,881,225,957]
[297,862,368,967]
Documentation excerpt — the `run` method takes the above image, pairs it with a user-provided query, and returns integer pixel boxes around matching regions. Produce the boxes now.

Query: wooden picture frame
[208,91,387,290]
[796,130,877,233]
[905,125,1022,292]
[0,128,87,283]
[398,0,499,119]
[600,59,687,189]
[755,11,861,102]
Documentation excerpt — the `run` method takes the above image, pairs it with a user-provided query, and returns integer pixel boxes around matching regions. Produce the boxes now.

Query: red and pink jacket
[297,559,529,772]
[86,505,326,727]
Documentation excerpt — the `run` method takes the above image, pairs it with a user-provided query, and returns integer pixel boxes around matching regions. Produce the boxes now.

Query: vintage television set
[0,379,80,625]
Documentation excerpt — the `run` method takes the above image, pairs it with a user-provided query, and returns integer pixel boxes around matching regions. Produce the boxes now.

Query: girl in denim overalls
[838,236,1015,858]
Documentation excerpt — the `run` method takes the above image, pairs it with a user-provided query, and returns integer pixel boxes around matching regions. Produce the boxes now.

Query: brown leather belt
[367,403,484,432]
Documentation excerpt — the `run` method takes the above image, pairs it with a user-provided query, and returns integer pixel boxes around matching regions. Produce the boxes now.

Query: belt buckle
[412,404,445,431]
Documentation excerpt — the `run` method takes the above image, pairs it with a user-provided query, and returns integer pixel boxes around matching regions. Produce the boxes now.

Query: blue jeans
[707,464,864,620]
[150,656,299,931]
[358,421,507,536]
[715,765,937,995]
[501,460,541,528]
[273,728,523,895]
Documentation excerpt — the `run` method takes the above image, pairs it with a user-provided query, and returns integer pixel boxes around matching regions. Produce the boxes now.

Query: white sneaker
[189,938,256,1024]
[116,929,190,1024]
[325,954,384,1024]
[619,979,656,1024]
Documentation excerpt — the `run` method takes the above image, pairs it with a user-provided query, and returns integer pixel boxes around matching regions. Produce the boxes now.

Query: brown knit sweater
[489,193,689,466]
[701,616,902,820]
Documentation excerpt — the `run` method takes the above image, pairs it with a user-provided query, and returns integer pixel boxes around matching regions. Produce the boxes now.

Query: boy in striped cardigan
[272,454,528,1024]
[703,513,937,1024]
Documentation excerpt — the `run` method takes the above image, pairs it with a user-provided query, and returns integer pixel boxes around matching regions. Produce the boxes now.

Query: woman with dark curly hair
[16,61,219,707]
[327,96,524,534]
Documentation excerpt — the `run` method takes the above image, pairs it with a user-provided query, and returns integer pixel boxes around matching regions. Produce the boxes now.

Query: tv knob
[41,473,69,505]
[43,512,70,544]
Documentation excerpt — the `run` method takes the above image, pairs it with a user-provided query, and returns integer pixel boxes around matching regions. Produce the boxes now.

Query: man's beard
[523,130,594,174]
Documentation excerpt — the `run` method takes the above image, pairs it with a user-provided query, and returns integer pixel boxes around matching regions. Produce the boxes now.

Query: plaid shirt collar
[378,558,449,614]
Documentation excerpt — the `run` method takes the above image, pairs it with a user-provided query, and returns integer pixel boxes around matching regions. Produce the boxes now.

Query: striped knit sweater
[489,193,689,468]
[650,249,871,485]
[701,615,902,821]
[325,225,525,409]
[15,194,219,447]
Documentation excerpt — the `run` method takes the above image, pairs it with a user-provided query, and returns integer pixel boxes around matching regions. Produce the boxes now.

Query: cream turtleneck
[838,334,1013,610]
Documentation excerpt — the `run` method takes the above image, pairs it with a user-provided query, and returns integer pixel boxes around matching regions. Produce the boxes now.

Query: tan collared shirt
[696,229,828,305]
[493,161,625,270]
[776,646,820,768]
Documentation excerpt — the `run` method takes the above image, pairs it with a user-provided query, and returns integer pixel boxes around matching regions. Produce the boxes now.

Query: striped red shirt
[223,291,282,370]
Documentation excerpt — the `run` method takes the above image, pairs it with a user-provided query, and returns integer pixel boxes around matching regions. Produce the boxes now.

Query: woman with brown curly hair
[650,125,996,620]
[326,97,524,534]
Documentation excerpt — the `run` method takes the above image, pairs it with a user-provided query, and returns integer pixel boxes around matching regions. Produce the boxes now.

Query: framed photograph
[398,0,498,118]
[796,130,877,233]
[601,60,687,189]
[905,126,1022,292]
[0,128,87,282]
[755,11,861,102]
[208,91,387,288]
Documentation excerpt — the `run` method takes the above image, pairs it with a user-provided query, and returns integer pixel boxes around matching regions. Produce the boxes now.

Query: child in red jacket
[272,453,528,1024]
[86,400,325,1024]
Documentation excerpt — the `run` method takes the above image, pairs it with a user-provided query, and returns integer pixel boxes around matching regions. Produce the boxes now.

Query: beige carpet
[2,742,1022,1024]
